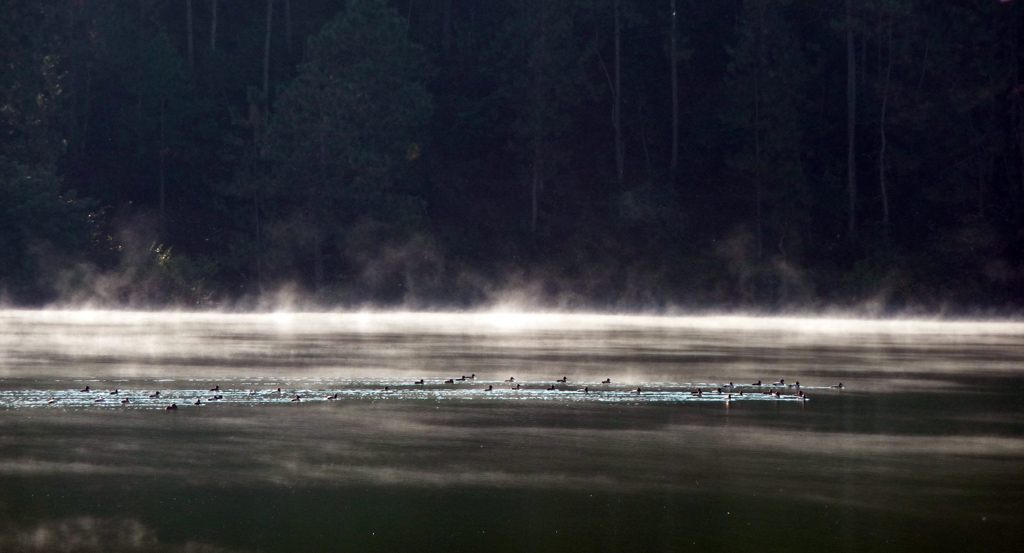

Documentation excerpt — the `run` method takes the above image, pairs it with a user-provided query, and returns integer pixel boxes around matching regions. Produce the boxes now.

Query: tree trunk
[159,98,167,236]
[670,0,679,181]
[263,0,274,111]
[530,7,545,235]
[210,0,217,52]
[878,12,892,233]
[254,189,263,292]
[285,0,292,56]
[614,0,624,187]
[442,0,453,58]
[186,0,194,73]
[754,1,765,260]
[846,0,857,239]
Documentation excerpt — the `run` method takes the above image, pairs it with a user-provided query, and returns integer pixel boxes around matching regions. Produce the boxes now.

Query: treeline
[1,0,1022,312]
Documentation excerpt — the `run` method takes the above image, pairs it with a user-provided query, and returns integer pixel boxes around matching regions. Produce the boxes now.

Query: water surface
[0,311,1021,552]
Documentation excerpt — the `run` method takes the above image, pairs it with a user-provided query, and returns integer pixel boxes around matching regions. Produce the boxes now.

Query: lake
[0,310,1022,552]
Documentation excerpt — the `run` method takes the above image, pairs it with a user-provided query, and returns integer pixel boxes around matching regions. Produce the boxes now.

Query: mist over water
[1,310,1022,552]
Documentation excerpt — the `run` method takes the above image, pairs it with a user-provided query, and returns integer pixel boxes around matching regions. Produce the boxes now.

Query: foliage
[0,0,1020,311]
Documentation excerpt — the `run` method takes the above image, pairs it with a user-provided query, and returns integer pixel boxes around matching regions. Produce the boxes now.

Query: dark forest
[2,0,1022,313]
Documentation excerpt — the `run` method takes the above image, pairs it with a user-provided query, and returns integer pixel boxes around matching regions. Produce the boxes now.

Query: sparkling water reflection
[0,310,1022,552]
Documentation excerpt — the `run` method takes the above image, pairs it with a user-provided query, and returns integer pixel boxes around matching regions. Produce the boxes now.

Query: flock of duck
[40,377,845,410]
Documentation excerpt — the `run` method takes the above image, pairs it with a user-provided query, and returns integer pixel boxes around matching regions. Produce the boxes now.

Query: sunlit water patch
[0,378,824,409]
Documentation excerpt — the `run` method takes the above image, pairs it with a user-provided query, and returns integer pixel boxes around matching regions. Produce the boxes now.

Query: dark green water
[0,311,1021,552]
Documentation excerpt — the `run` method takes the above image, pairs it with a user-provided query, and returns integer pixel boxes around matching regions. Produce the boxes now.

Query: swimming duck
[601,379,611,384]
[772,379,786,387]
[121,398,130,404]
[194,399,202,406]
[556,376,568,383]
[80,386,90,393]
[505,377,515,383]
[512,383,521,390]
[414,379,425,385]
[788,381,800,389]
[445,379,455,384]
[546,385,557,391]
[94,398,105,403]
[630,387,642,395]
[380,386,390,392]
[751,380,762,386]
[327,393,339,400]
[456,376,466,381]
[149,391,160,398]
[210,385,220,392]
[691,388,703,396]
[109,389,119,395]
[578,386,589,393]
[47,397,57,404]
[830,383,845,389]
[291,395,301,402]
[165,404,178,411]
[485,385,493,391]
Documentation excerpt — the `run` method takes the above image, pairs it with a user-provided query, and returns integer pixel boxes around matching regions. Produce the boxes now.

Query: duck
[830,383,845,389]
[468,374,477,380]
[109,389,119,395]
[556,376,568,383]
[546,385,557,391]
[788,381,800,389]
[210,385,220,392]
[291,395,301,402]
[630,387,642,395]
[724,382,735,390]
[207,395,220,401]
[149,391,160,398]
[512,383,521,390]
[716,388,723,394]
[505,377,515,383]
[445,379,455,384]
[414,379,425,385]
[120,398,130,404]
[691,388,703,396]
[772,379,786,387]
[327,393,339,400]
[751,380,762,386]
[274,388,282,393]
[194,399,202,406]
[94,398,105,403]
[485,385,493,392]
[80,386,90,393]
[165,403,178,411]
[601,378,611,384]
[47,397,57,404]
[456,376,467,382]
[380,386,390,392]
[578,386,589,393]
